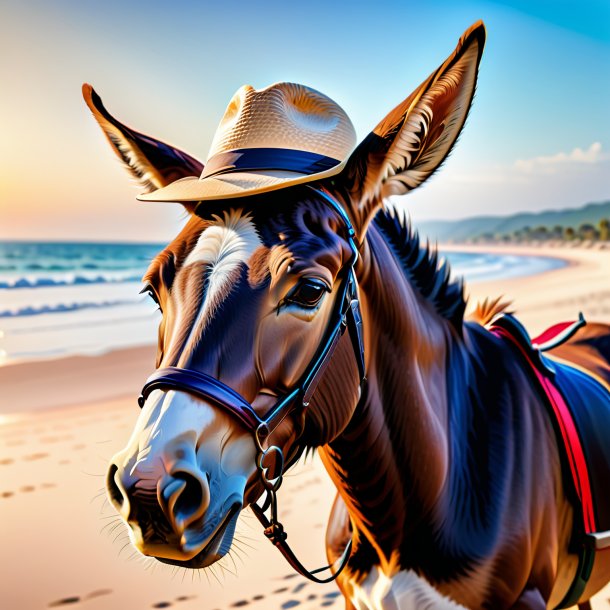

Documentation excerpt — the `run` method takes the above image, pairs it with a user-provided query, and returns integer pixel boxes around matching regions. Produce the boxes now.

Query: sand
[0,398,341,610]
[1,244,609,610]
[446,243,610,336]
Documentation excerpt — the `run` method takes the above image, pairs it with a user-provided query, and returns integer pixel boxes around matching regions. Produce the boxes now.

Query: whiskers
[93,493,258,585]
[93,483,133,562]
[199,511,258,584]
[90,483,112,515]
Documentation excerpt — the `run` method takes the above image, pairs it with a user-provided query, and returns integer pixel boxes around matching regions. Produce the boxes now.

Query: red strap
[492,327,596,533]
[532,321,575,347]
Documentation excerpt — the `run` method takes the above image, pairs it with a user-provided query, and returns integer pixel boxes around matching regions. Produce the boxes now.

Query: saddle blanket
[491,314,610,536]
[489,314,610,607]
[551,358,610,534]
[490,314,610,606]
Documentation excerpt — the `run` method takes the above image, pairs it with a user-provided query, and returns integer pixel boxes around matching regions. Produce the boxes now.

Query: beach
[446,243,610,336]
[1,243,609,610]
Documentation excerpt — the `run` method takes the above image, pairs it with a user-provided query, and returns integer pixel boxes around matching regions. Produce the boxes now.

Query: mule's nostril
[173,471,204,519]
[106,463,124,509]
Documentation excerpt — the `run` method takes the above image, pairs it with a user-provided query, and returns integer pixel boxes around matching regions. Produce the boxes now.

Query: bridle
[137,187,365,583]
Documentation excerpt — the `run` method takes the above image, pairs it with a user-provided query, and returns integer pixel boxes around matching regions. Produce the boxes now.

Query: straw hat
[138,82,357,203]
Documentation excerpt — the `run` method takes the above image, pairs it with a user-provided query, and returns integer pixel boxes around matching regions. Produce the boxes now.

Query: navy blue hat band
[201,148,341,180]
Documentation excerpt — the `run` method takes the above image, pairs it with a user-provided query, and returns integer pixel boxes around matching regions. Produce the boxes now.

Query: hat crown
[208,82,356,161]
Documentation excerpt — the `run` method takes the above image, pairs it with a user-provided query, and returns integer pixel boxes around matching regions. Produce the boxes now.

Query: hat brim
[137,161,347,203]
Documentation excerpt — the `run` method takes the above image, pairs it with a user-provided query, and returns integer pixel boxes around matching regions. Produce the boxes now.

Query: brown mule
[84,21,610,609]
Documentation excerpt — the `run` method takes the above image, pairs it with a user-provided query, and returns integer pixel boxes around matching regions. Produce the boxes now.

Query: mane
[468,295,513,326]
[373,206,466,329]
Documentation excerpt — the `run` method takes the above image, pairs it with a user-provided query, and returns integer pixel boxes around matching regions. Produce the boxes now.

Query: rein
[137,187,365,583]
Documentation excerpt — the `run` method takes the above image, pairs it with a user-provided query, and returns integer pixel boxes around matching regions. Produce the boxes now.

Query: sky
[0,0,608,242]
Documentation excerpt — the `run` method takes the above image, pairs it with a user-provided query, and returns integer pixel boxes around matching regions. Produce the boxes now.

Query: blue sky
[1,0,608,240]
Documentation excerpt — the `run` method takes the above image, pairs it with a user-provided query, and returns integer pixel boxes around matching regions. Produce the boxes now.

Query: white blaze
[178,209,262,360]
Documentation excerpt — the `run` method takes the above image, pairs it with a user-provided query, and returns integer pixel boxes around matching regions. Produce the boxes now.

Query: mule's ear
[82,84,204,210]
[334,21,485,239]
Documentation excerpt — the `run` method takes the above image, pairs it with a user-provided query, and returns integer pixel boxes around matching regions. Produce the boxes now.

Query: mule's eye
[140,284,161,309]
[285,278,329,309]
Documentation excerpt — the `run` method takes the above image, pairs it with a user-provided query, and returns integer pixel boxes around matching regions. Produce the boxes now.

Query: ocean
[0,241,565,365]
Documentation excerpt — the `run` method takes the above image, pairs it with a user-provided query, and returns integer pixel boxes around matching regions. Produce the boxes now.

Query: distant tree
[599,218,609,241]
[533,226,549,240]
[552,225,564,239]
[578,223,598,240]
[520,226,532,241]
[564,227,576,241]
[512,229,523,242]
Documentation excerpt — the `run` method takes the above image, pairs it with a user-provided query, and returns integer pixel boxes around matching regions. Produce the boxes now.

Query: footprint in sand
[23,452,49,461]
[320,591,342,606]
[152,596,199,608]
[40,434,73,444]
[229,586,325,608]
[324,592,341,599]
[1,483,53,497]
[48,588,112,606]
[222,581,337,610]
[48,596,80,607]
[85,589,113,600]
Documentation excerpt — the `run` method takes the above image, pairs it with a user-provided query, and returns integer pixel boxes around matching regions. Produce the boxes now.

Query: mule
[84,22,610,609]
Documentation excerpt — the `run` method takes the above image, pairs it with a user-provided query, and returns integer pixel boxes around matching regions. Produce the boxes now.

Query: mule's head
[106,191,363,567]
[84,21,484,568]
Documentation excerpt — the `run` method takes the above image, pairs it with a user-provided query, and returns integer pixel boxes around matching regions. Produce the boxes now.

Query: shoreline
[1,243,608,415]
[440,243,610,336]
[0,243,581,370]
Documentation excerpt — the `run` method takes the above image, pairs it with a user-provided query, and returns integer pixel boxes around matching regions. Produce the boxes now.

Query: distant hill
[415,201,610,242]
